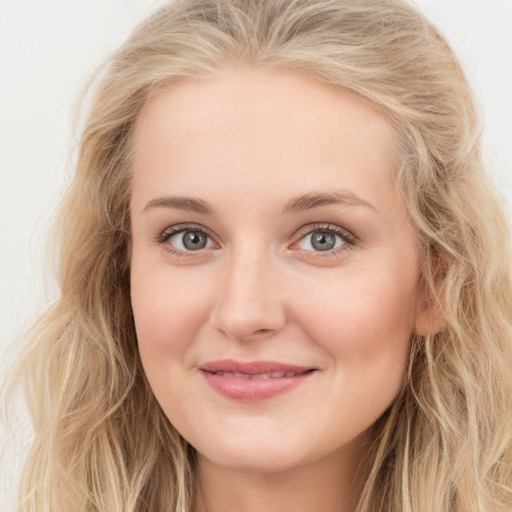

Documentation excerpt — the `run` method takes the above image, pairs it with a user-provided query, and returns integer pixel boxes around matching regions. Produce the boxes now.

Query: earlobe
[414,249,448,336]
[414,294,446,336]
[413,270,447,336]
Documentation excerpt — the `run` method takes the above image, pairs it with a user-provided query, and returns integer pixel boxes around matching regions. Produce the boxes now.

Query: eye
[299,231,341,251]
[292,224,356,255]
[170,230,210,251]
[158,225,216,253]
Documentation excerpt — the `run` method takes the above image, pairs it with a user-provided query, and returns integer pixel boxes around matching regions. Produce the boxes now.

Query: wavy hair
[5,0,512,510]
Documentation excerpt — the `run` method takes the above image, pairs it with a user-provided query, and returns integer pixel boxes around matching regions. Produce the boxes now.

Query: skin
[130,67,435,512]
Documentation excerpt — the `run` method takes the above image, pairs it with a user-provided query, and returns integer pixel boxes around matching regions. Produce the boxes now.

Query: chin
[203,450,306,475]
[191,432,301,473]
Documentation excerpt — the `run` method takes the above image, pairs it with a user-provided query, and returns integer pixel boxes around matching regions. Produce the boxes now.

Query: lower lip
[202,371,314,402]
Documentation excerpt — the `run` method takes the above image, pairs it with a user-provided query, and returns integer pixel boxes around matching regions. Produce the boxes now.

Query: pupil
[183,231,207,250]
[312,232,335,251]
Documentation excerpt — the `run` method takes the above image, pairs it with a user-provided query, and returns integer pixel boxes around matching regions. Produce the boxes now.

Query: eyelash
[291,223,357,258]
[156,222,357,258]
[156,223,215,257]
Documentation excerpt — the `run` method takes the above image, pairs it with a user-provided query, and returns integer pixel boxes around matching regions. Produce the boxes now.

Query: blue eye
[167,229,213,251]
[297,229,347,252]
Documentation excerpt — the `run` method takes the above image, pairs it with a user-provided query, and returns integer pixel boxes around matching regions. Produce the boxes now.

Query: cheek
[297,270,417,435]
[296,263,418,385]
[130,264,212,383]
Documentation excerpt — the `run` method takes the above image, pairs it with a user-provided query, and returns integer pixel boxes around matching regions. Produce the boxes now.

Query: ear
[414,289,446,336]
[414,255,447,336]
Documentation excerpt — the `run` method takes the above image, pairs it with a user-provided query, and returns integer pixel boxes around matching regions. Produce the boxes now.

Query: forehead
[131,67,399,213]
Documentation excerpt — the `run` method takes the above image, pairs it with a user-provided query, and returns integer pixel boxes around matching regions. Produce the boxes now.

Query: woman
[6,0,512,511]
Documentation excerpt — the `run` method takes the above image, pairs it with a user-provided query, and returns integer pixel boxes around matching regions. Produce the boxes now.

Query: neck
[193,445,367,512]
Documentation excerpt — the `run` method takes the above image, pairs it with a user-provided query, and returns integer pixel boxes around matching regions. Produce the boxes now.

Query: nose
[209,248,287,342]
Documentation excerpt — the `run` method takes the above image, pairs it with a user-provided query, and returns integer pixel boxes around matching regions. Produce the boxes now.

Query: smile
[200,360,316,401]
[208,370,310,379]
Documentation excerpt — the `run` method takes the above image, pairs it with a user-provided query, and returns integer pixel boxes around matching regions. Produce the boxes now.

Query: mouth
[200,359,317,401]
[207,369,313,379]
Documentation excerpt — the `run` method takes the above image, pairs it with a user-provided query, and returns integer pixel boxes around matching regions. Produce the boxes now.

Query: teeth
[213,370,306,379]
[251,372,269,379]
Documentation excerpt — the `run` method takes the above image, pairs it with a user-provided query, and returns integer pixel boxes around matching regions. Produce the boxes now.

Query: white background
[1,1,511,509]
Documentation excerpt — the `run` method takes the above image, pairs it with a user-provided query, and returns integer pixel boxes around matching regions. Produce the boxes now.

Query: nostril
[214,324,281,343]
[254,328,271,334]
[209,277,287,341]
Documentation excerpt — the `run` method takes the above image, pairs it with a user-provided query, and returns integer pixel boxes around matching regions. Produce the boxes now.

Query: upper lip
[201,359,314,376]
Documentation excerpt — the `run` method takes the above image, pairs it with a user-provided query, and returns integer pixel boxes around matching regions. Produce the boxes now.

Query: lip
[200,359,316,402]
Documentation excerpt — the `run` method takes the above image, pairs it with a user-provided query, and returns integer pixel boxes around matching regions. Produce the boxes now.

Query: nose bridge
[210,242,286,341]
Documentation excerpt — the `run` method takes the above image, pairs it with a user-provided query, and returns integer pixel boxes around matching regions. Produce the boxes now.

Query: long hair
[6,0,512,510]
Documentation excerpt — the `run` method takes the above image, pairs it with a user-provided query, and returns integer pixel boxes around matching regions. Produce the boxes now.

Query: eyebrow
[142,189,376,216]
[282,190,376,214]
[143,196,212,215]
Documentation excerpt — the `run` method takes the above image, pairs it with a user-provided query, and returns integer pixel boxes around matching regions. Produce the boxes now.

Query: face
[130,68,431,476]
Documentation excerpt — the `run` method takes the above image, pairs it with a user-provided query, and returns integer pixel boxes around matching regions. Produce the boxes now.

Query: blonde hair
[6,0,512,510]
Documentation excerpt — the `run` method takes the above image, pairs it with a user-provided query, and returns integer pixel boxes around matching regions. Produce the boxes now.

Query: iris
[183,231,208,250]
[311,232,336,251]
